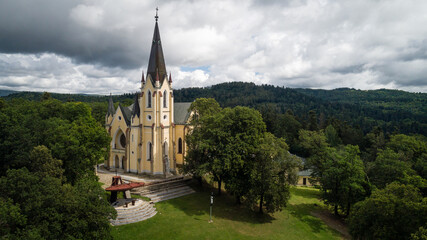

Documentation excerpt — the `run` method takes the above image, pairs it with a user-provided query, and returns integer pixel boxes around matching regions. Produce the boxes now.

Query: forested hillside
[2,82,426,136]
[174,82,426,136]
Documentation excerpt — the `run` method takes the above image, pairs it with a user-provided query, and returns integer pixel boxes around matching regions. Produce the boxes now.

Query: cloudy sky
[1,0,427,94]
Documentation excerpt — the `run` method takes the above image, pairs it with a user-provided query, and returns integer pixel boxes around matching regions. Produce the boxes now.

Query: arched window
[178,138,183,154]
[147,142,152,161]
[163,90,167,108]
[119,134,126,148]
[147,90,152,108]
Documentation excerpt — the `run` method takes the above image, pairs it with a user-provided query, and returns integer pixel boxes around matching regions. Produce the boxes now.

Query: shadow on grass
[287,203,328,234]
[163,184,275,224]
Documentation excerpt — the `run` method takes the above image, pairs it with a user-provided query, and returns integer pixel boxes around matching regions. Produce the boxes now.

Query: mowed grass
[111,186,343,240]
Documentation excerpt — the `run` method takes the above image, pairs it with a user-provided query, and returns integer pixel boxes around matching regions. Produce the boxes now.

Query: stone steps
[112,211,157,226]
[115,203,154,218]
[110,199,157,226]
[132,177,190,194]
[150,187,195,203]
[144,185,191,198]
[132,177,195,203]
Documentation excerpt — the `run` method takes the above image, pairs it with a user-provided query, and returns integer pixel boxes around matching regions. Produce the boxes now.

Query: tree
[0,99,110,184]
[41,92,52,101]
[321,145,369,216]
[0,168,116,239]
[298,129,329,184]
[50,116,110,184]
[362,126,385,162]
[308,110,318,131]
[324,124,342,147]
[275,110,303,152]
[348,183,427,240]
[185,100,268,197]
[386,134,427,179]
[247,133,300,213]
[221,106,267,202]
[28,145,64,180]
[188,98,221,124]
[183,98,222,186]
[367,148,416,189]
[411,225,427,240]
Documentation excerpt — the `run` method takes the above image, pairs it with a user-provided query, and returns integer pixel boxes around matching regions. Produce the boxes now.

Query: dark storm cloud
[0,0,149,69]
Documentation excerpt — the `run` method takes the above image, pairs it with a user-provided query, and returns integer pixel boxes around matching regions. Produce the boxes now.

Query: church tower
[139,10,174,175]
[105,10,191,177]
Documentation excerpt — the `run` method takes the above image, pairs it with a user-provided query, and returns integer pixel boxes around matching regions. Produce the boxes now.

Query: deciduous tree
[349,183,427,240]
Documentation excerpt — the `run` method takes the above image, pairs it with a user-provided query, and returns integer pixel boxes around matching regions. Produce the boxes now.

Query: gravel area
[96,165,160,189]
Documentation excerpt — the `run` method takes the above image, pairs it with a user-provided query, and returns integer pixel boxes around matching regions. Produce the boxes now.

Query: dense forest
[0,96,116,239]
[4,82,425,136]
[174,83,426,136]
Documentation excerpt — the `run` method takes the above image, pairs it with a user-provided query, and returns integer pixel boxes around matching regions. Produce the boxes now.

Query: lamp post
[209,192,214,223]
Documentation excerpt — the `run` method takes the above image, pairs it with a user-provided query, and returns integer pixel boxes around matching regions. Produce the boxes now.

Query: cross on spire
[155,7,159,22]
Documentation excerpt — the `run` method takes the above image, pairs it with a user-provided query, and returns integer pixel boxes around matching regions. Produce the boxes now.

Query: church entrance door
[115,155,119,168]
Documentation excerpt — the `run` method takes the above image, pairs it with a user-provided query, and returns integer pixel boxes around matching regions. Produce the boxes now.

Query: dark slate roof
[131,94,140,118]
[147,21,167,86]
[298,169,313,176]
[119,104,132,126]
[107,95,115,117]
[174,102,192,124]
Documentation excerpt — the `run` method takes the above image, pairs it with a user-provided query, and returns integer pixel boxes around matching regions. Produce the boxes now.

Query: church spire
[107,93,115,117]
[147,8,167,86]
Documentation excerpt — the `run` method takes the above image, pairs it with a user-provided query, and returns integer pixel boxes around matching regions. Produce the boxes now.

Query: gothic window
[147,142,152,161]
[120,134,126,148]
[163,90,167,108]
[147,90,152,108]
[178,138,183,154]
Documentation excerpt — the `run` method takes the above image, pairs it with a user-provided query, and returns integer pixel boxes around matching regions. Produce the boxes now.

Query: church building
[104,13,192,176]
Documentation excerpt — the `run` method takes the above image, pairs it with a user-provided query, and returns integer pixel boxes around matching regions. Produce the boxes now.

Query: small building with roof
[297,169,314,186]
[105,13,192,176]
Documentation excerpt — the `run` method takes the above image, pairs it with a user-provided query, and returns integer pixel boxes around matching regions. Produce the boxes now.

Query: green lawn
[111,187,343,240]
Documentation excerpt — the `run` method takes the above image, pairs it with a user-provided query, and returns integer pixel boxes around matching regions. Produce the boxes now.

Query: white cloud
[0,0,426,93]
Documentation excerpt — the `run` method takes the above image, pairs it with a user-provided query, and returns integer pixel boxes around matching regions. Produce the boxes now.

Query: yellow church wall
[174,124,187,165]
[141,128,153,174]
[106,72,188,176]
[106,106,129,171]
[128,119,140,173]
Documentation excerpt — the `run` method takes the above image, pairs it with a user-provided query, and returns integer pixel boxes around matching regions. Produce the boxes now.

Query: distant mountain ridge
[0,90,17,97]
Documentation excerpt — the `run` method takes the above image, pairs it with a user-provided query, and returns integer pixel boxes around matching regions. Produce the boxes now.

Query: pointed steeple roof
[131,93,140,118]
[107,94,115,117]
[119,103,132,126]
[147,11,167,86]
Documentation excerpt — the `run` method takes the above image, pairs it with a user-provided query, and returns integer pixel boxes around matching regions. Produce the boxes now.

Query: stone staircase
[132,176,195,203]
[110,199,157,226]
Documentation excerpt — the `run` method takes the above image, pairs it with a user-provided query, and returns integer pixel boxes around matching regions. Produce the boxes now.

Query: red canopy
[105,182,145,191]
